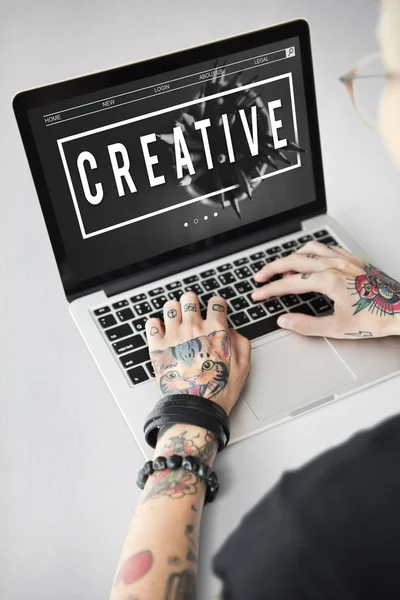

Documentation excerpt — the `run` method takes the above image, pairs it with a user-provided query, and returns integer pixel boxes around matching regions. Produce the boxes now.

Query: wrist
[154,423,218,467]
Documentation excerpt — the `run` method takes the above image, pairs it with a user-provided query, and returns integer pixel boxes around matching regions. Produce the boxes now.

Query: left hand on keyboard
[252,241,400,339]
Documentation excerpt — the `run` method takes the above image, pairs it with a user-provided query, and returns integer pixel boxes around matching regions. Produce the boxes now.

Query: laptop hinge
[104,218,302,298]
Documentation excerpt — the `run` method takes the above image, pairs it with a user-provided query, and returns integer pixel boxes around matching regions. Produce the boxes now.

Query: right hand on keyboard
[252,241,400,339]
[146,292,251,415]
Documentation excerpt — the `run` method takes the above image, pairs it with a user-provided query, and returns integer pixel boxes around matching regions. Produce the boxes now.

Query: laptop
[14,19,400,458]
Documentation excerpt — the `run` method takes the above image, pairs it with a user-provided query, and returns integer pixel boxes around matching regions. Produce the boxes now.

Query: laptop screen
[22,22,323,297]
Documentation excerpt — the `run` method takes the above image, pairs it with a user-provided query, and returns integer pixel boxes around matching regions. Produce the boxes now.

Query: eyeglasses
[339,52,400,129]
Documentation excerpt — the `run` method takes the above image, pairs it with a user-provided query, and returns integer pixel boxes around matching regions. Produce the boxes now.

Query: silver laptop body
[14,20,400,459]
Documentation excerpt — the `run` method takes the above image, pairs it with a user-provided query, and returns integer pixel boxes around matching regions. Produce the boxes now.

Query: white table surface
[2,1,400,598]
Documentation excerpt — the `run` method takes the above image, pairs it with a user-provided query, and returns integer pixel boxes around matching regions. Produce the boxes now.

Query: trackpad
[245,334,356,421]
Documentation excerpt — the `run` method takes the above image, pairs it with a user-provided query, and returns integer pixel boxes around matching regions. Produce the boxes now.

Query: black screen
[25,30,319,295]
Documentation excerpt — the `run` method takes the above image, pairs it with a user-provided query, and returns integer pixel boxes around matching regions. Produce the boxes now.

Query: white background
[1,1,400,599]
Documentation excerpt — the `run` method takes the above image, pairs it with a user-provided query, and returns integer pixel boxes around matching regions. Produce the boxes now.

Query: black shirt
[213,414,400,599]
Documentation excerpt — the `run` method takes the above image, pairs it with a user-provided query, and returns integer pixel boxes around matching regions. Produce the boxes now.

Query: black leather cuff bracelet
[144,394,230,452]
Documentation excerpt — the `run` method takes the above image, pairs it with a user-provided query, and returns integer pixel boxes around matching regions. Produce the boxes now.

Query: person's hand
[145,292,251,415]
[252,241,400,339]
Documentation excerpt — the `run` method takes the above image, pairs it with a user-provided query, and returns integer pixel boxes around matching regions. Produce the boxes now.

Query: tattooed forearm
[165,569,196,600]
[347,264,400,316]
[141,428,217,504]
[115,550,153,585]
[168,556,182,566]
[185,524,198,563]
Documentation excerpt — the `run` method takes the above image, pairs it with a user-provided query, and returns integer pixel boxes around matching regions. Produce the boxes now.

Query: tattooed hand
[146,292,251,414]
[252,241,400,339]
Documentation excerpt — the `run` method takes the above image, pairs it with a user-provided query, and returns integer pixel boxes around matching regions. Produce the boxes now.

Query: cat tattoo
[150,331,231,398]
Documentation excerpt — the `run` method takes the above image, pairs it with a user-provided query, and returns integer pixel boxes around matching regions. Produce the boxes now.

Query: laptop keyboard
[92,229,337,386]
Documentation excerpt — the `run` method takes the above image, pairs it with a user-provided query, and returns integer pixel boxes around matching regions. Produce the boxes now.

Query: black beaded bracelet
[136,454,219,504]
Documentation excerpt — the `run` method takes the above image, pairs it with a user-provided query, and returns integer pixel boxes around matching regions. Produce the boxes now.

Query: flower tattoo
[348,264,400,316]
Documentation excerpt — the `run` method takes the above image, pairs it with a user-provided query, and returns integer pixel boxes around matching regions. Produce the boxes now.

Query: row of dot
[184,212,219,227]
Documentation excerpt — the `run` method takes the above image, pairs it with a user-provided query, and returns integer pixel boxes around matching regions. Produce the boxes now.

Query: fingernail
[277,315,292,328]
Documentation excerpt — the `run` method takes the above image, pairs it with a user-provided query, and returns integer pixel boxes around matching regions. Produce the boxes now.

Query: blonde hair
[379,0,400,71]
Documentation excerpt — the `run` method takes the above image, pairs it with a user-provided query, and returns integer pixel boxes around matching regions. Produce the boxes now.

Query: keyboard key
[264,299,284,314]
[282,240,298,249]
[146,362,155,378]
[131,293,146,303]
[201,292,218,306]
[151,295,167,310]
[230,311,251,327]
[219,286,236,300]
[314,229,328,239]
[319,236,338,246]
[281,294,300,308]
[247,292,258,305]
[235,280,253,294]
[311,297,333,314]
[266,255,280,263]
[200,269,216,278]
[149,287,164,297]
[235,266,252,280]
[217,263,233,272]
[289,303,315,316]
[203,277,220,292]
[299,292,317,301]
[132,317,148,332]
[150,311,164,321]
[298,234,313,244]
[105,323,133,341]
[185,283,203,294]
[93,306,110,316]
[231,297,249,311]
[234,257,249,266]
[237,314,280,340]
[112,300,128,309]
[112,335,145,355]
[269,274,283,282]
[219,272,236,285]
[250,251,265,261]
[166,281,182,291]
[120,347,150,369]
[116,308,134,322]
[250,260,265,273]
[266,246,281,255]
[168,289,184,301]
[98,314,117,328]
[281,250,295,257]
[127,366,149,385]
[248,305,267,320]
[134,301,152,316]
[183,275,199,284]
[251,277,263,289]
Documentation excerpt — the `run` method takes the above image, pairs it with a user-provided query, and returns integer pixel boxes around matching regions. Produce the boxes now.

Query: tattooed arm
[110,424,217,600]
[253,241,400,338]
[110,292,251,600]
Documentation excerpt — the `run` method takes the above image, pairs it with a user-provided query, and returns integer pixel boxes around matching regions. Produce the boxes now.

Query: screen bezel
[13,18,327,301]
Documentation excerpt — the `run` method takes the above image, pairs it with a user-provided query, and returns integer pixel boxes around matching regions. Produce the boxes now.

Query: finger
[163,300,182,332]
[295,240,338,258]
[206,296,228,325]
[255,253,329,283]
[252,272,328,301]
[180,292,202,323]
[277,313,336,337]
[145,317,165,349]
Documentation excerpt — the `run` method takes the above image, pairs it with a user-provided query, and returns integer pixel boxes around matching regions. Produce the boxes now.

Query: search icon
[286,47,295,57]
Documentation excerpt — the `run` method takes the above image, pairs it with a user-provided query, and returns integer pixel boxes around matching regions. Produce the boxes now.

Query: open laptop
[14,19,400,458]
